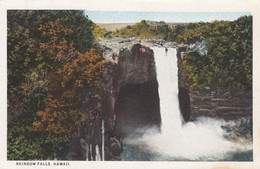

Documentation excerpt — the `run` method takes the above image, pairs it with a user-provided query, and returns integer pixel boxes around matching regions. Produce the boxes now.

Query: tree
[7,10,102,160]
[92,24,107,39]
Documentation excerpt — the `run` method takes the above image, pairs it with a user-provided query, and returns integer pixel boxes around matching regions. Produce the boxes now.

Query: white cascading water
[95,145,101,161]
[125,47,251,160]
[152,47,182,132]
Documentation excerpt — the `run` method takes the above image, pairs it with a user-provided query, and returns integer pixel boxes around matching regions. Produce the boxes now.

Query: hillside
[97,23,135,31]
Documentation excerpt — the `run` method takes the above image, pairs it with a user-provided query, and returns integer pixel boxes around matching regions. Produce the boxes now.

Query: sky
[84,11,251,23]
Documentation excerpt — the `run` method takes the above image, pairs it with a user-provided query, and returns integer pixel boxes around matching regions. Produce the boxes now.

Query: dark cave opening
[114,80,161,137]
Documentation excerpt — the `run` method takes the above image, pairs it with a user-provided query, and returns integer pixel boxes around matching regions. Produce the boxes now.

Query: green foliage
[61,10,94,53]
[8,125,69,160]
[179,16,252,90]
[156,24,171,39]
[173,20,232,43]
[111,20,159,38]
[92,24,107,39]
[167,25,186,41]
[7,10,100,160]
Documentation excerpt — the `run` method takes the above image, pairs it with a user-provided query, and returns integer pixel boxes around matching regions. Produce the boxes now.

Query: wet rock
[178,87,191,122]
[176,45,188,61]
[105,136,122,161]
[222,117,252,142]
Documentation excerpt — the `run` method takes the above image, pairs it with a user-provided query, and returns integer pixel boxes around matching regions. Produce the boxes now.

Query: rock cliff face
[67,43,161,160]
[113,44,161,136]
[177,45,191,122]
[189,90,252,120]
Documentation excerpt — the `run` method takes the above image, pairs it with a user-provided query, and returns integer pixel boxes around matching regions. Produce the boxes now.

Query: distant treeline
[102,16,252,90]
[8,10,104,160]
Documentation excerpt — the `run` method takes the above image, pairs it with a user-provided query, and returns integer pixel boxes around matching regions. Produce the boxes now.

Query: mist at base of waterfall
[121,47,252,161]
[122,117,252,161]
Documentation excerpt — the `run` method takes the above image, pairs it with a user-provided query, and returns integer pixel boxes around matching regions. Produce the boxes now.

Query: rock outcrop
[189,89,252,121]
[67,41,161,161]
[176,45,191,122]
[113,44,160,137]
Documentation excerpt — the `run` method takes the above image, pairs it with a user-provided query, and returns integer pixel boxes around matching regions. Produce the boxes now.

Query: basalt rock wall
[67,43,161,161]
[113,44,161,137]
[177,46,191,122]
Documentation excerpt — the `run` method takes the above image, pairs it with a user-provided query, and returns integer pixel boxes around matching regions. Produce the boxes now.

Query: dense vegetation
[110,20,157,38]
[92,24,107,39]
[7,10,104,160]
[109,16,252,90]
[179,16,252,90]
[107,20,171,39]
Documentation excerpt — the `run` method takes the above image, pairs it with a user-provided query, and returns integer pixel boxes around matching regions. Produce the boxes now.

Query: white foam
[125,47,251,160]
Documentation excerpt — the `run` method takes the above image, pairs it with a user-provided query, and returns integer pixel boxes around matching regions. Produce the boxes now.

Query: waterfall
[124,46,250,160]
[152,47,182,132]
[95,145,101,161]
[101,119,105,161]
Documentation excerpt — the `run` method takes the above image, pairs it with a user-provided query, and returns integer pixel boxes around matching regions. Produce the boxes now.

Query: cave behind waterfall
[114,80,161,137]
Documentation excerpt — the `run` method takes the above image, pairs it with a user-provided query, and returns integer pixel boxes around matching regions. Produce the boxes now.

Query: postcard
[0,0,260,169]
